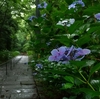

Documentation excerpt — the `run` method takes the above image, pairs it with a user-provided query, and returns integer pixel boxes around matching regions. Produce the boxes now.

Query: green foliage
[27,0,100,99]
[64,76,74,84]
[0,50,10,62]
[0,50,20,63]
[27,50,34,56]
[11,51,20,57]
[89,63,100,79]
[0,0,18,50]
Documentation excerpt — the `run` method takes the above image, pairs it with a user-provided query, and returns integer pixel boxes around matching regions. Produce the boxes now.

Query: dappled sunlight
[15,56,23,59]
[18,56,28,63]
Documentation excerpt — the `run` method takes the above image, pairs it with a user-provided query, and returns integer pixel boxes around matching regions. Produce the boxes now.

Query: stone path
[0,55,39,99]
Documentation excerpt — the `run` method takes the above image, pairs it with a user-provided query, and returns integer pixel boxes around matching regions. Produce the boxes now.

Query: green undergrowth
[0,50,20,64]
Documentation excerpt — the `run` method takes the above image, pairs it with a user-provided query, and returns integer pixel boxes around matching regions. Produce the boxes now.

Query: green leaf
[91,22,100,27]
[65,0,73,5]
[47,69,67,75]
[46,3,52,12]
[87,26,100,34]
[68,20,83,34]
[90,79,100,91]
[86,60,95,66]
[63,83,74,89]
[64,76,74,83]
[83,4,100,15]
[76,34,91,46]
[77,88,100,98]
[70,60,86,69]
[89,63,100,77]
[56,36,71,46]
[74,76,83,85]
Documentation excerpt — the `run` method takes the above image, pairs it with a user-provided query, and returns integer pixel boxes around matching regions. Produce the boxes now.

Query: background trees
[0,0,18,50]
[0,0,36,52]
[0,0,36,61]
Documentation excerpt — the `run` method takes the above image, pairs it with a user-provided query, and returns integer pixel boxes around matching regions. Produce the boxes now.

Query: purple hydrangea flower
[38,1,48,9]
[68,0,85,9]
[94,13,100,20]
[75,0,85,7]
[73,48,91,61]
[48,49,60,62]
[48,45,91,63]
[65,45,74,57]
[28,16,37,21]
[76,48,91,56]
[48,46,67,62]
[36,63,43,69]
[68,3,76,9]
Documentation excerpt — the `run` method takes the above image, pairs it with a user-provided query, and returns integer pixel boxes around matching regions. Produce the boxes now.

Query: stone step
[0,86,38,99]
[20,81,34,85]
[10,92,38,99]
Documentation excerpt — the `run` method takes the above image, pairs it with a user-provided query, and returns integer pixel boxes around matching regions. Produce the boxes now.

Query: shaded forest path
[0,55,39,99]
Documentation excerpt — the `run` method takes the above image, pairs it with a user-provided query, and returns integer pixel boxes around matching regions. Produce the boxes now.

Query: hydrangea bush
[28,0,100,99]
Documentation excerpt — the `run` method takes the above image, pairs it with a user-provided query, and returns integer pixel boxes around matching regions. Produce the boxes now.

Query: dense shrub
[28,0,100,99]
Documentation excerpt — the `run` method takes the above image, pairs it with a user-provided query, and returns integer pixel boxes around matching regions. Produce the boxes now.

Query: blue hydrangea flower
[75,0,85,7]
[73,48,90,61]
[28,16,37,21]
[94,13,100,20]
[68,3,76,9]
[48,46,67,62]
[48,45,91,63]
[38,1,48,9]
[68,0,85,9]
[36,64,43,69]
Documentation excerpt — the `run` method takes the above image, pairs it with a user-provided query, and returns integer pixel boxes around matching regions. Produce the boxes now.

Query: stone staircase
[0,56,39,99]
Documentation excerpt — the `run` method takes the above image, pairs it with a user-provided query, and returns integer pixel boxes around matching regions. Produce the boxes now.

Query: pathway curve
[0,55,39,99]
